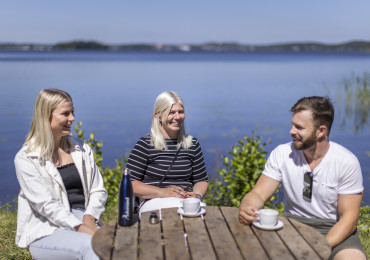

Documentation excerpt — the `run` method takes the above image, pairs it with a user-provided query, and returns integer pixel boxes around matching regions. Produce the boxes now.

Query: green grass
[0,205,31,260]
[1,203,369,259]
[0,202,118,260]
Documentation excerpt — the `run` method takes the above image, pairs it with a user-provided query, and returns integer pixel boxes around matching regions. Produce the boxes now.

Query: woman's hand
[75,214,99,235]
[184,191,199,199]
[83,214,99,230]
[159,185,187,198]
[75,223,98,236]
[132,180,203,199]
[160,190,201,199]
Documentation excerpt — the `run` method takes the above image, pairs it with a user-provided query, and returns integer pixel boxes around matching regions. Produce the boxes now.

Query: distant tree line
[1,40,370,52]
[54,41,108,50]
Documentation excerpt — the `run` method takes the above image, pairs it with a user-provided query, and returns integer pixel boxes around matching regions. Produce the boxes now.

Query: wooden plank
[277,216,321,260]
[183,208,217,260]
[139,210,163,260]
[221,207,269,260]
[288,218,331,260]
[252,225,295,260]
[92,220,116,260]
[112,221,139,260]
[161,208,190,260]
[205,207,243,260]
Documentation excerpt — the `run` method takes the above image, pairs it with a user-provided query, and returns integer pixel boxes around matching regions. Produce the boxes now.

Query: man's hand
[238,175,280,225]
[239,205,259,225]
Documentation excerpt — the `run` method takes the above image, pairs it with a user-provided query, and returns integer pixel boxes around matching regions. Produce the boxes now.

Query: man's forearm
[327,193,363,248]
[240,191,265,210]
[325,217,357,248]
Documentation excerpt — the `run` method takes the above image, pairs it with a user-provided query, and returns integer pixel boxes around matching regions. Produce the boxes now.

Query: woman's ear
[155,111,162,123]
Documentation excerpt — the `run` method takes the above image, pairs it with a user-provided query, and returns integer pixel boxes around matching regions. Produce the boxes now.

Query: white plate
[177,207,206,217]
[252,220,284,230]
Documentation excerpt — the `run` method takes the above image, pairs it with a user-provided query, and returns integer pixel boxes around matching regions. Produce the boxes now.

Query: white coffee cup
[257,209,278,227]
[182,198,200,213]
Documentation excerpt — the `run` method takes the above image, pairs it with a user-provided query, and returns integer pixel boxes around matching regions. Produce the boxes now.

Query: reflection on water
[337,73,370,132]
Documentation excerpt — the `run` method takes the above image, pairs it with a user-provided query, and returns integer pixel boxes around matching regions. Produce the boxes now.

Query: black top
[57,163,85,210]
[126,136,208,191]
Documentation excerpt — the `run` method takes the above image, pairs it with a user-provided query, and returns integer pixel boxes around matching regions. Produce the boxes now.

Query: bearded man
[239,96,366,260]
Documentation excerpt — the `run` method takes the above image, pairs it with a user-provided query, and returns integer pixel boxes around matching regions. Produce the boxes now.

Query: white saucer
[177,207,206,217]
[252,220,284,230]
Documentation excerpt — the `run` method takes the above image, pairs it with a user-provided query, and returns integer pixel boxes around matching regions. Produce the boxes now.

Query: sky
[1,1,370,45]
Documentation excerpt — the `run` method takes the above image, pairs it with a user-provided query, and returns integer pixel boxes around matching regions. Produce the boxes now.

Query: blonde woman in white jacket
[14,89,107,260]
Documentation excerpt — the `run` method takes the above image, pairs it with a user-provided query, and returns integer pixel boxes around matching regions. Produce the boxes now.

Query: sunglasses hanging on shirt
[303,171,313,201]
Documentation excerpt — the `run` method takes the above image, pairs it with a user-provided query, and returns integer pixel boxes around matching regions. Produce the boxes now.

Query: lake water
[1,51,369,205]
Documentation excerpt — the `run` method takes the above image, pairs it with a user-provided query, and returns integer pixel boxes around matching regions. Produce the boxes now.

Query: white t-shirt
[263,141,363,220]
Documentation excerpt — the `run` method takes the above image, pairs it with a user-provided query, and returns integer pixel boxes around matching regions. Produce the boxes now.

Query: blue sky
[1,1,369,45]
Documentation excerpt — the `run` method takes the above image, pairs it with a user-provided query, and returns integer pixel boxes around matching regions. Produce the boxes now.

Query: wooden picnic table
[92,206,331,260]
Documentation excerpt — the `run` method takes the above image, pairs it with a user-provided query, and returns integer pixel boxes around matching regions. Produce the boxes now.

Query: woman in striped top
[126,91,208,203]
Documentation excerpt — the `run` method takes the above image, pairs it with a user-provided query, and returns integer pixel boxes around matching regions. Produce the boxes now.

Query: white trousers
[29,209,99,260]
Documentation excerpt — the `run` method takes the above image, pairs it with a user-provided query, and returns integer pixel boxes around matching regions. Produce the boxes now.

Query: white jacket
[14,137,108,248]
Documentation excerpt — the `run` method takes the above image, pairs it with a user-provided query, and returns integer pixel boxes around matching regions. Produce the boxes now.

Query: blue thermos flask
[118,168,135,226]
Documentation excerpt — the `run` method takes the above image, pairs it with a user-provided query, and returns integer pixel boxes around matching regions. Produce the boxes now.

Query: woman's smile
[161,102,185,139]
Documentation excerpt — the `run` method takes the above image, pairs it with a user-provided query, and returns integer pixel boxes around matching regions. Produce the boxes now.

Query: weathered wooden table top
[92,206,331,260]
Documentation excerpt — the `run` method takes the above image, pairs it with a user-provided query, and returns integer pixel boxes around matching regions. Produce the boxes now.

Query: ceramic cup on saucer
[182,198,200,213]
[257,209,278,227]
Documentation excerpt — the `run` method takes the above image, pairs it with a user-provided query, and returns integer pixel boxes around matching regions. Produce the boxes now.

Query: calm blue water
[1,51,369,205]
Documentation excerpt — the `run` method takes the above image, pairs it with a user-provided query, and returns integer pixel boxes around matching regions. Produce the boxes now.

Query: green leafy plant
[358,205,370,257]
[73,122,124,208]
[358,205,370,232]
[204,132,283,212]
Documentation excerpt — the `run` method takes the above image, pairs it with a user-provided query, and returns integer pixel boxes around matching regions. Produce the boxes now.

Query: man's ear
[317,125,327,139]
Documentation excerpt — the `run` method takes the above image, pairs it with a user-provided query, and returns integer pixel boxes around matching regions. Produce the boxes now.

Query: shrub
[73,122,124,208]
[358,205,370,257]
[204,132,283,212]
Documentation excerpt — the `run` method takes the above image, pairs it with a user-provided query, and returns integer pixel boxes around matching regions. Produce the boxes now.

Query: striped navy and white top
[126,135,208,191]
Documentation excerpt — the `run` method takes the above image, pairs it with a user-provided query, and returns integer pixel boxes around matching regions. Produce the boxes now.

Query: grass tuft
[0,204,31,260]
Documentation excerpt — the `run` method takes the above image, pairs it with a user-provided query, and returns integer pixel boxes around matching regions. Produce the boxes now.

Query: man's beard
[292,130,317,150]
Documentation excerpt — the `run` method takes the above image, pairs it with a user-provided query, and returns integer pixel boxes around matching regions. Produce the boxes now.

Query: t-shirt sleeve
[262,146,283,182]
[191,138,208,183]
[126,138,149,181]
[338,154,363,194]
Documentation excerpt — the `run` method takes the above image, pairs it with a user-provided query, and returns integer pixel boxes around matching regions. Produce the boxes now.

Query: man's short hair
[290,96,334,136]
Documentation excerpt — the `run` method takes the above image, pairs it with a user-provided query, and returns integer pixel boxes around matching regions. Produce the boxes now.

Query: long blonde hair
[24,89,74,159]
[150,91,192,150]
